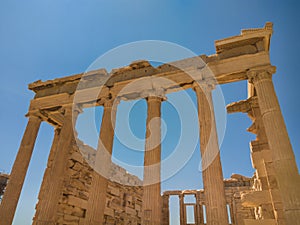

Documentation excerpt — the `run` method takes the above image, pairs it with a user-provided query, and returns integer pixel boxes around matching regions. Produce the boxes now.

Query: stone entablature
[26,24,273,128]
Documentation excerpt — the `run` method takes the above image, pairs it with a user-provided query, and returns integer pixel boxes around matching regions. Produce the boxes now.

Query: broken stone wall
[162,175,255,225]
[33,139,143,225]
[224,174,256,225]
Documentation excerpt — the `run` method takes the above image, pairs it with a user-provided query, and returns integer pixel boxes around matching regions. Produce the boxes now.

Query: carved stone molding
[192,80,216,93]
[247,65,276,84]
[140,88,167,101]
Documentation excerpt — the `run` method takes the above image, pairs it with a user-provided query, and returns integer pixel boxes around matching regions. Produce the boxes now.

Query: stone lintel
[163,190,203,196]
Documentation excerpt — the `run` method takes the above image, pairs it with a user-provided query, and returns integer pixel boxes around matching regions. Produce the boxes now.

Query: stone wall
[33,134,257,225]
[33,138,143,225]
[224,174,255,225]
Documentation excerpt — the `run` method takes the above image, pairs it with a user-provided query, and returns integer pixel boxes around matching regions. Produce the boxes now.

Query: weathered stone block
[68,195,87,209]
[70,151,84,164]
[104,207,115,217]
[109,185,120,196]
[125,206,136,216]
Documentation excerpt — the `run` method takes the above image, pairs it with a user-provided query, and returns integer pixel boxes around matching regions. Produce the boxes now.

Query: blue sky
[0,1,299,225]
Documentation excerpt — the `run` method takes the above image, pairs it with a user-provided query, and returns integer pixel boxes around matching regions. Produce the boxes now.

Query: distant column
[195,192,203,225]
[142,94,164,225]
[162,194,170,225]
[0,115,41,225]
[179,194,185,225]
[193,82,228,225]
[248,66,300,224]
[85,99,118,225]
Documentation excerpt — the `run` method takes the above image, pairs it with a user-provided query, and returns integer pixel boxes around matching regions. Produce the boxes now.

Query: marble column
[195,192,203,225]
[142,95,164,225]
[179,194,185,225]
[33,128,61,224]
[35,105,81,225]
[162,194,170,225]
[248,66,300,224]
[193,82,228,225]
[0,115,41,225]
[85,100,118,225]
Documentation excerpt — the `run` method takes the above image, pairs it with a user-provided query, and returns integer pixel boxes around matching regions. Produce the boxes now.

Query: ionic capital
[247,65,276,84]
[192,80,215,93]
[141,88,167,102]
[179,194,184,200]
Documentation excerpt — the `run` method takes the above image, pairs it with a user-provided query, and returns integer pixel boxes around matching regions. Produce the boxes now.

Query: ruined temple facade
[0,23,299,225]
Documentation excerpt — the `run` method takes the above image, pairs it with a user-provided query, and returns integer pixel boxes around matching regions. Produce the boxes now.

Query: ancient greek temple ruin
[0,22,299,225]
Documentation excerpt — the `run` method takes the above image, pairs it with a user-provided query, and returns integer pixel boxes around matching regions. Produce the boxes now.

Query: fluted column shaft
[179,194,185,225]
[248,66,300,224]
[194,83,228,225]
[0,116,41,225]
[33,128,61,224]
[85,100,117,225]
[35,106,80,225]
[142,96,163,225]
